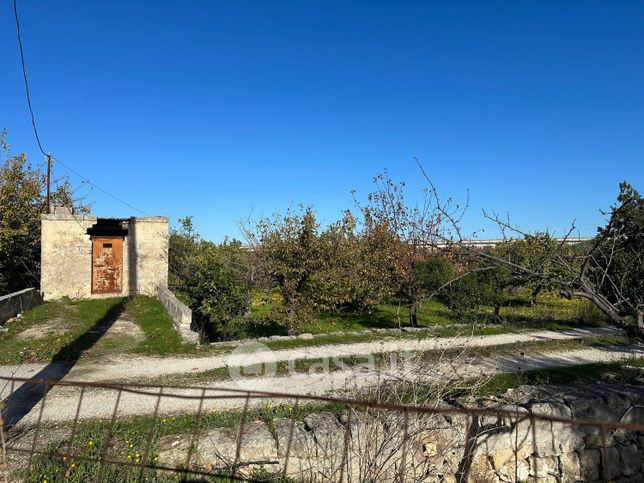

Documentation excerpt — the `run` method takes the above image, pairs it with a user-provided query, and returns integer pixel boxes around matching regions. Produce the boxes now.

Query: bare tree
[413,163,644,338]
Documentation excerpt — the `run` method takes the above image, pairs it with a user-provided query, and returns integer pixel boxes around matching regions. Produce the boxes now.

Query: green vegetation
[169,216,250,340]
[237,289,605,338]
[0,130,90,294]
[0,289,609,365]
[474,358,644,397]
[27,402,337,482]
[0,296,196,364]
[591,181,644,326]
[169,171,643,341]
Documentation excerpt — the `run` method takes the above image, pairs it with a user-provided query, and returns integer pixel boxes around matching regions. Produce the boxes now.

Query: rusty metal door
[91,237,123,294]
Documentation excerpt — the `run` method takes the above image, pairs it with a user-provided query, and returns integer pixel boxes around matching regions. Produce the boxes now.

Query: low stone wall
[157,383,644,482]
[157,286,198,343]
[0,288,42,323]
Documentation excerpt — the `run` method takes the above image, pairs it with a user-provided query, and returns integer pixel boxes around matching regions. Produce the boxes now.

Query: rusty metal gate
[91,236,123,294]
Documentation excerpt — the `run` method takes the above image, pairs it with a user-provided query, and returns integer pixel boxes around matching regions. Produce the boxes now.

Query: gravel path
[0,326,622,385]
[5,341,643,427]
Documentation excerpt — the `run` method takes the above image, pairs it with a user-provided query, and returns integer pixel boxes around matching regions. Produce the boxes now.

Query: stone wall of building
[125,217,169,296]
[40,213,169,300]
[41,213,96,300]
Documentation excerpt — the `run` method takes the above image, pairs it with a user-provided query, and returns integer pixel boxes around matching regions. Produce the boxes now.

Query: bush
[415,255,455,295]
[442,273,483,317]
[169,217,250,340]
[189,243,250,339]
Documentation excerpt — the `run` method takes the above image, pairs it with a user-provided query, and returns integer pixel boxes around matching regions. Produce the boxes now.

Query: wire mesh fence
[1,375,643,482]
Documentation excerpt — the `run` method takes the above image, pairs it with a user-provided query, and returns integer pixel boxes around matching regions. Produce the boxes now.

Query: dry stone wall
[0,288,42,323]
[157,383,644,482]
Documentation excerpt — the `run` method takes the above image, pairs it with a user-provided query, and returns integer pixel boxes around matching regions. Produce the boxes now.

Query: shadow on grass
[1,299,127,428]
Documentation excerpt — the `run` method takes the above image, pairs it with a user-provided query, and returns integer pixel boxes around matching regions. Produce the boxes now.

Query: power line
[11,0,148,216]
[54,157,148,215]
[13,0,48,158]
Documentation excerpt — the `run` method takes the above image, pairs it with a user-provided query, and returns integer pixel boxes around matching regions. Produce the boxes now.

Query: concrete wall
[0,288,42,323]
[158,286,198,343]
[41,214,169,300]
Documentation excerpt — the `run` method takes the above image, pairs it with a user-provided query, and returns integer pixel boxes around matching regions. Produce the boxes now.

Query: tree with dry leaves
[354,169,465,327]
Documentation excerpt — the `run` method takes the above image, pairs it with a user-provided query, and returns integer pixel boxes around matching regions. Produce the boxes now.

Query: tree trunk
[492,302,503,324]
[575,289,644,339]
[409,301,418,328]
[637,308,644,330]
[287,306,296,336]
[530,285,542,307]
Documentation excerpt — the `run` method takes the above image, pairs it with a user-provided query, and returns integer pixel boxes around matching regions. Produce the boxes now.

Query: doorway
[91,236,123,294]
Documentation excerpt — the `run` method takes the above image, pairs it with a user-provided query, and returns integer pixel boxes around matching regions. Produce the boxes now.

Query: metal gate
[91,236,123,294]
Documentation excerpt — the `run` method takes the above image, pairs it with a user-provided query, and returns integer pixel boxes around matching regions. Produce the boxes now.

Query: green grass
[26,402,338,482]
[0,289,610,365]
[0,297,123,364]
[0,296,199,365]
[474,358,644,396]
[126,296,195,357]
[244,289,605,338]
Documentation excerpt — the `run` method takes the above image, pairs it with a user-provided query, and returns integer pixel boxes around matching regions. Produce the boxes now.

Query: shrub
[169,217,250,340]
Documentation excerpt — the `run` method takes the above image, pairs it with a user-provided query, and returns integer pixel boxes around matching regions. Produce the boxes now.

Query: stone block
[621,443,641,477]
[579,448,601,481]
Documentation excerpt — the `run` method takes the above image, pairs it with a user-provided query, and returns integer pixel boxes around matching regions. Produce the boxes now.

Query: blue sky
[1,1,643,241]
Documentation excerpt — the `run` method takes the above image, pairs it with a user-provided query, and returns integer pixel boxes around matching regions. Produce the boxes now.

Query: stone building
[40,207,169,300]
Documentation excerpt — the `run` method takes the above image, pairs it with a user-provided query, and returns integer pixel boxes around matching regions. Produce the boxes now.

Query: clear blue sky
[2,1,642,241]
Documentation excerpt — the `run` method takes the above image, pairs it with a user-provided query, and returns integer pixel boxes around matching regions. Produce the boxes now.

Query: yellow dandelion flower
[87,440,93,446]
[71,463,76,468]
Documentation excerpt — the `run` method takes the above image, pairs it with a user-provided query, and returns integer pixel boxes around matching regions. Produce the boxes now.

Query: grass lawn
[0,296,197,365]
[0,290,609,366]
[243,289,605,338]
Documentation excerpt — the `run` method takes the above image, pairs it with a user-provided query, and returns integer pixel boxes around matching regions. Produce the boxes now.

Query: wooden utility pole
[46,154,51,214]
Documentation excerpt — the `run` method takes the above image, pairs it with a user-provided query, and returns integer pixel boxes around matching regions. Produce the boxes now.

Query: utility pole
[46,154,51,214]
